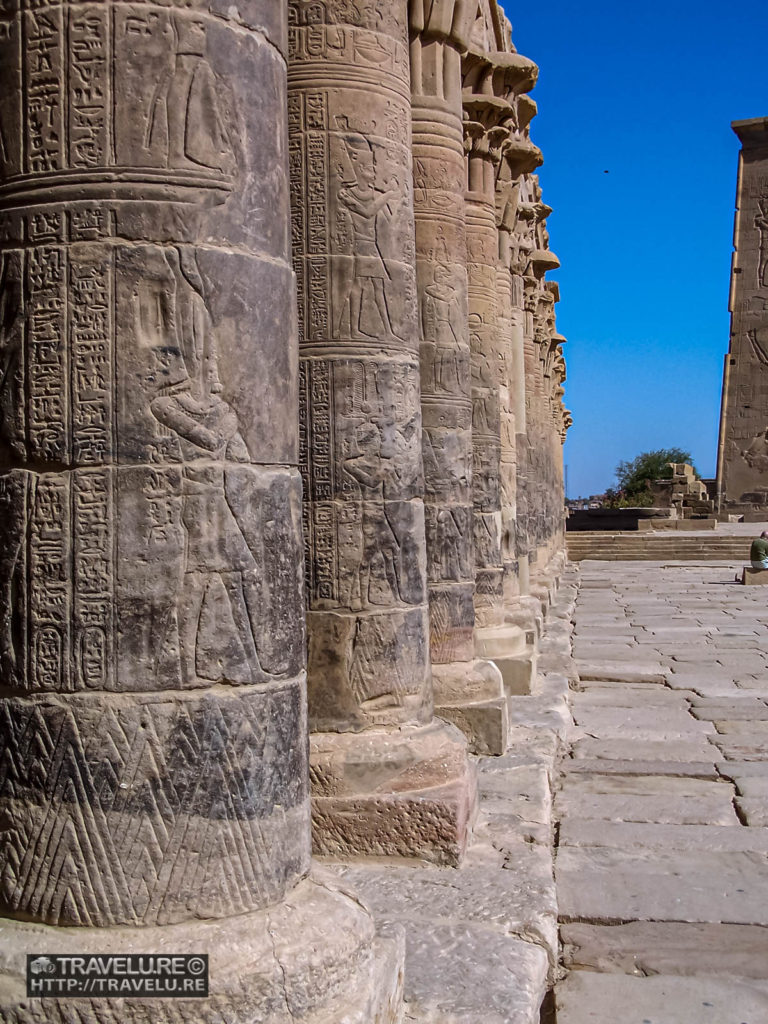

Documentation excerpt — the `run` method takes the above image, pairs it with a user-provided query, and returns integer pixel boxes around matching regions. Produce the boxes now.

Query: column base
[505,594,545,641]
[432,659,509,755]
[0,872,403,1023]
[475,624,537,696]
[310,719,477,866]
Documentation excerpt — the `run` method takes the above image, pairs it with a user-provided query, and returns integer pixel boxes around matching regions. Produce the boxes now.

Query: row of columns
[0,0,570,1019]
[290,0,570,861]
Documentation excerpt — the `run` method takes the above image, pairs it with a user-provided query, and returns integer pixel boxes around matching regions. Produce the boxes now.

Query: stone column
[407,0,509,757]
[527,195,565,599]
[496,178,522,611]
[515,174,564,614]
[462,50,537,692]
[494,88,542,652]
[288,0,476,865]
[0,3,402,1019]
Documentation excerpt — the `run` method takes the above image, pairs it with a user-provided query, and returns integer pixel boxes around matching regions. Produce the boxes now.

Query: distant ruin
[717,117,768,515]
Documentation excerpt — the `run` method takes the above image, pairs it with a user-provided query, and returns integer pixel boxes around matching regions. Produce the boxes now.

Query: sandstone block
[557,846,768,925]
[561,921,768,978]
[556,972,768,1024]
[555,774,738,826]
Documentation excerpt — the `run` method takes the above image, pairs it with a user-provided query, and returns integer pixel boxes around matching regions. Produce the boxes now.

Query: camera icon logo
[30,957,56,976]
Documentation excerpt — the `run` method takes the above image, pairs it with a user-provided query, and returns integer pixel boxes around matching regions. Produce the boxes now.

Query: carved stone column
[288,0,476,865]
[0,3,402,1019]
[495,94,546,644]
[462,50,537,693]
[407,0,508,757]
[496,179,521,610]
[524,186,565,602]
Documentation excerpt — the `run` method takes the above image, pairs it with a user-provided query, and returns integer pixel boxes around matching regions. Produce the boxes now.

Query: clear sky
[501,1,768,498]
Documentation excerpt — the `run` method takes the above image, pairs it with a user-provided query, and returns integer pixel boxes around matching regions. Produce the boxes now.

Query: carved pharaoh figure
[336,136,403,339]
[144,249,262,685]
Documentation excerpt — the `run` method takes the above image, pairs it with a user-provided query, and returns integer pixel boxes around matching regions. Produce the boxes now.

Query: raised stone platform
[743,566,768,585]
[0,873,404,1024]
[310,721,478,867]
[567,531,750,561]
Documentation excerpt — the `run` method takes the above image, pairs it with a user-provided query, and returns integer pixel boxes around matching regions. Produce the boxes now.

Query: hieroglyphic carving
[70,246,114,463]
[27,245,68,462]
[69,6,109,170]
[302,357,423,611]
[25,4,65,174]
[29,475,71,691]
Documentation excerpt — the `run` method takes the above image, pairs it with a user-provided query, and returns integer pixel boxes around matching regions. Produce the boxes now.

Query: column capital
[409,0,475,50]
[463,116,508,163]
[462,48,538,97]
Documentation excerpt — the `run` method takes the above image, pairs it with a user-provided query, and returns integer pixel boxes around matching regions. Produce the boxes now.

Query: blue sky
[502,1,768,498]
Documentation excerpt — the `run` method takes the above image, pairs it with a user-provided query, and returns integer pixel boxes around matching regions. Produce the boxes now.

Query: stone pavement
[555,560,768,1023]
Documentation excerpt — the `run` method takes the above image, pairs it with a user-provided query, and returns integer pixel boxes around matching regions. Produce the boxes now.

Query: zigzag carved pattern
[0,685,309,926]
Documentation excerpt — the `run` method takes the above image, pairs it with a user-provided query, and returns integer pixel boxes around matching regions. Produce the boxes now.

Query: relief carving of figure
[141,247,262,685]
[430,508,468,582]
[422,265,463,394]
[756,200,768,289]
[742,428,768,474]
[336,136,403,340]
[145,14,235,176]
[342,421,404,609]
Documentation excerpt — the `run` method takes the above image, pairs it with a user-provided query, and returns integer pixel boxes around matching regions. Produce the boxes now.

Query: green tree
[613,447,696,504]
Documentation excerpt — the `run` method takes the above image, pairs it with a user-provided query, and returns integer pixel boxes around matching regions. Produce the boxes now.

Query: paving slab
[575,664,669,684]
[401,923,548,1024]
[735,678,768,690]
[736,796,768,827]
[570,737,717,762]
[693,706,768,722]
[555,971,768,1024]
[555,774,738,825]
[558,819,768,853]
[718,760,768,778]
[667,676,742,696]
[714,736,768,760]
[570,689,692,708]
[715,720,768,735]
[563,759,718,779]
[474,764,551,844]
[561,921,768,978]
[570,706,713,735]
[332,851,558,956]
[557,846,768,924]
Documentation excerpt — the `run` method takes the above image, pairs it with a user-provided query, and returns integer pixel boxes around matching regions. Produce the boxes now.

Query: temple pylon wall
[717,117,768,514]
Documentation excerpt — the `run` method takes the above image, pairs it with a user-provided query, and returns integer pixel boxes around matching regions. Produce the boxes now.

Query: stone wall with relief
[717,118,768,513]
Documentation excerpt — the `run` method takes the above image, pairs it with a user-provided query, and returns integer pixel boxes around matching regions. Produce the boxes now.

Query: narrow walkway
[554,562,768,1022]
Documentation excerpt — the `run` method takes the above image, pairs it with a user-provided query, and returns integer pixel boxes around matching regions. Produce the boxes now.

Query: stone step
[566,532,751,561]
